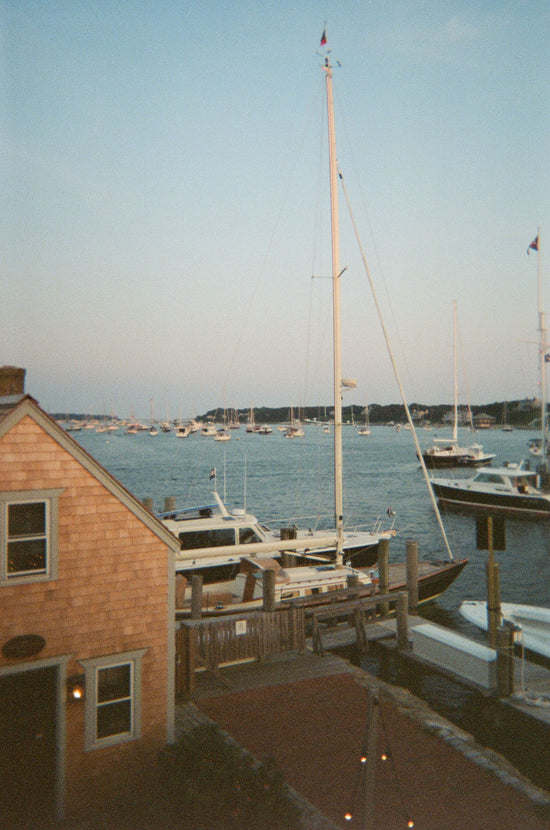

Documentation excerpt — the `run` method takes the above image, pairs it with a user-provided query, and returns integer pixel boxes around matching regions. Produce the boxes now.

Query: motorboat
[160,490,396,587]
[430,462,550,518]
[422,439,495,468]
[460,600,550,660]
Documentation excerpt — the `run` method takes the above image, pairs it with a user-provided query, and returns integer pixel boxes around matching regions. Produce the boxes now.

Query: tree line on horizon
[54,398,542,428]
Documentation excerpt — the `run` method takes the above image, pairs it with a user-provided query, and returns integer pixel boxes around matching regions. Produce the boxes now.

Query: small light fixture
[67,674,85,701]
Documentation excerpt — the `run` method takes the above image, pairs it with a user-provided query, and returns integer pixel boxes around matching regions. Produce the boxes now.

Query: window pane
[7,539,47,574]
[178,528,235,549]
[8,503,46,537]
[97,700,132,738]
[239,528,261,544]
[98,665,131,703]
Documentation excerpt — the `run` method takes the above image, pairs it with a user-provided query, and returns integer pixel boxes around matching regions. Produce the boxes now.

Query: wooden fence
[174,591,409,697]
[175,606,305,697]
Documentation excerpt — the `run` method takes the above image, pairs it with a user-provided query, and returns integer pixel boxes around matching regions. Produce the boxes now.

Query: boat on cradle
[460,600,550,660]
[421,303,495,469]
[430,462,550,518]
[167,37,466,616]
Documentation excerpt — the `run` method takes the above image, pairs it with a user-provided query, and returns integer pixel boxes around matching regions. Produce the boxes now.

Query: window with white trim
[0,490,61,584]
[81,650,147,750]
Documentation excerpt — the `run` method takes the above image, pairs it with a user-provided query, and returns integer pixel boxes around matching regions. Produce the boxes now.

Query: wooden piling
[378,538,390,617]
[406,539,419,614]
[496,623,515,697]
[262,568,276,612]
[396,592,409,650]
[190,575,203,619]
[142,497,153,512]
[164,496,176,513]
[485,516,501,649]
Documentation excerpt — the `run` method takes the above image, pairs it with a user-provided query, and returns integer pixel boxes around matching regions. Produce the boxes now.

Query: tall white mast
[452,300,458,442]
[535,230,546,465]
[323,52,344,565]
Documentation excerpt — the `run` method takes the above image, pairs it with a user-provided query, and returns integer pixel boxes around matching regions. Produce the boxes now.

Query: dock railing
[175,590,409,698]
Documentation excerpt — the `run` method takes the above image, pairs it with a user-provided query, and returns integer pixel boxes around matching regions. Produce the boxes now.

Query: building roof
[0,394,180,552]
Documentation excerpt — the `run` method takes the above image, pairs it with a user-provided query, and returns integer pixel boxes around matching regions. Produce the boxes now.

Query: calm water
[74,422,550,637]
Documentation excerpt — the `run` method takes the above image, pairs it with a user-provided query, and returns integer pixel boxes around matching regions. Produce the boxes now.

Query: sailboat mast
[536,230,546,465]
[323,55,344,565]
[453,300,458,442]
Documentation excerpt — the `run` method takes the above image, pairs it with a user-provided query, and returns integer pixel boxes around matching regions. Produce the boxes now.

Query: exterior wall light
[67,674,85,701]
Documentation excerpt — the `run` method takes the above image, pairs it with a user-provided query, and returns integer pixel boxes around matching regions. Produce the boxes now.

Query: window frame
[80,650,147,751]
[0,489,62,585]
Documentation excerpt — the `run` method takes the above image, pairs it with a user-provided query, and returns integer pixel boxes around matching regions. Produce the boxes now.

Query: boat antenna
[338,169,455,560]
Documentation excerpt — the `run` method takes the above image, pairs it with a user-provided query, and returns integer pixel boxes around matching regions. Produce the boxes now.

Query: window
[97,664,132,739]
[178,528,235,550]
[81,650,146,750]
[239,527,262,544]
[0,490,62,584]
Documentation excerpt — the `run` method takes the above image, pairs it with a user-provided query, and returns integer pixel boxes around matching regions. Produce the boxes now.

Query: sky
[1,1,549,419]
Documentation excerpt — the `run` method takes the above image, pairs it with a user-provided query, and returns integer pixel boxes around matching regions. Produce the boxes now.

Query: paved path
[179,650,550,830]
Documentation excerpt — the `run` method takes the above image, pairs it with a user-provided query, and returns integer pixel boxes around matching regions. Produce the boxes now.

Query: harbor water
[73,421,550,627]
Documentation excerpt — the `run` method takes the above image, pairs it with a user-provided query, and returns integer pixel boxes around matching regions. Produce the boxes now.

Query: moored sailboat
[421,302,494,468]
[167,34,466,614]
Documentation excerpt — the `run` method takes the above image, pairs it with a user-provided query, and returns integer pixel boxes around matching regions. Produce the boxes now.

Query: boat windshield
[178,528,236,550]
[238,527,264,544]
[473,472,509,485]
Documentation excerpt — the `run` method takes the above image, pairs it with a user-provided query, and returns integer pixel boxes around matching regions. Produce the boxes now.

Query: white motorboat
[460,600,550,660]
[160,490,394,586]
[430,462,550,518]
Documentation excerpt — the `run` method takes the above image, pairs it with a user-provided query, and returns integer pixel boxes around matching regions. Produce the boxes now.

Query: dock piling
[406,539,419,614]
[262,568,276,612]
[378,538,390,617]
[191,575,203,619]
[496,623,515,697]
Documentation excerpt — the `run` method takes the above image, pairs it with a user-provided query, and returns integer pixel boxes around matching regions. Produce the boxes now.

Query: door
[0,666,57,825]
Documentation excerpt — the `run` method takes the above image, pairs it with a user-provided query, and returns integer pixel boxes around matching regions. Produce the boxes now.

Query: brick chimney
[0,366,26,399]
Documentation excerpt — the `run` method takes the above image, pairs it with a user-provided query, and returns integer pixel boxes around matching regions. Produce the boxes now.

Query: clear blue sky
[2,1,549,418]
